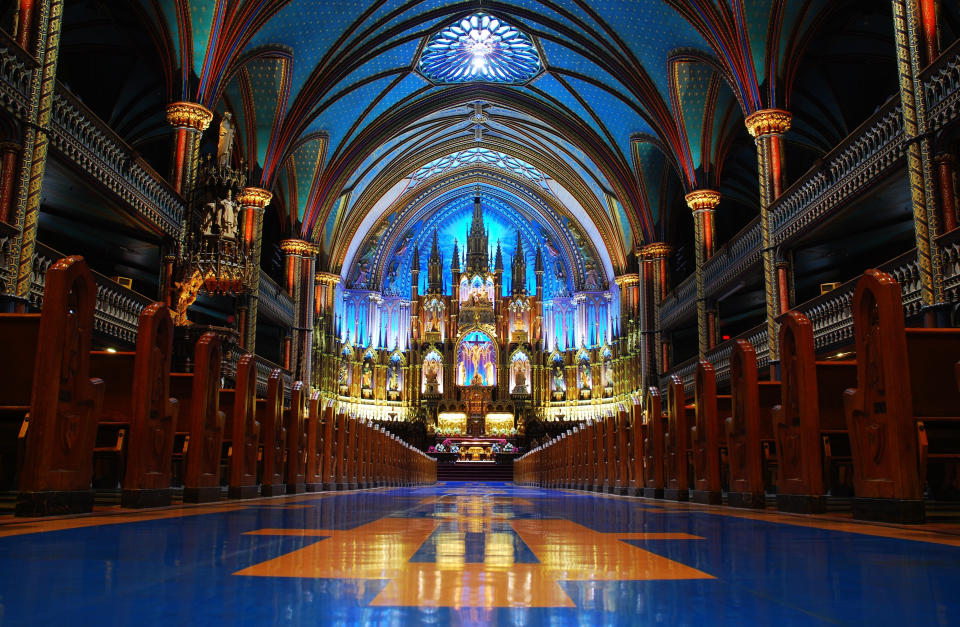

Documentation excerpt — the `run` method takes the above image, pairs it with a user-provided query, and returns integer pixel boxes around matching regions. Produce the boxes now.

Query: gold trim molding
[280,239,319,257]
[637,242,672,260]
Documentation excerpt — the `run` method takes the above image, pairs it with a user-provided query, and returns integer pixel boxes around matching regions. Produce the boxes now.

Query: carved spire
[511,231,527,295]
[465,193,489,273]
[451,238,460,271]
[427,229,444,293]
[494,240,503,271]
[535,244,544,273]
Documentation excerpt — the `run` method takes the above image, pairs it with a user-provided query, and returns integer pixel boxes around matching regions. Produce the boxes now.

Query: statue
[579,360,591,389]
[484,360,495,386]
[217,112,235,168]
[424,359,440,388]
[361,360,373,388]
[388,366,400,391]
[552,363,565,392]
[219,190,238,239]
[338,360,349,386]
[513,359,528,393]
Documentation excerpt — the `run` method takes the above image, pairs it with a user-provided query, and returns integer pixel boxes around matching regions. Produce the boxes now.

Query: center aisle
[2,482,960,625]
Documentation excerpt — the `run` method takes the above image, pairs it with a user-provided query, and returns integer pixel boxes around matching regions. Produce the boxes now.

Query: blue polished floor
[1,482,959,625]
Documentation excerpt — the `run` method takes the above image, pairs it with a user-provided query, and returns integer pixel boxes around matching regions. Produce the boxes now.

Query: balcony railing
[30,242,153,346]
[257,270,295,328]
[0,32,185,239]
[50,88,185,238]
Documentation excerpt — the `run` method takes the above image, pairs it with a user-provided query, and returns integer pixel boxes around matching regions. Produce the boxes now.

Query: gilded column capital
[0,141,22,153]
[637,242,672,260]
[165,101,213,132]
[316,271,341,286]
[744,108,792,138]
[614,273,639,287]
[684,189,721,213]
[280,238,320,257]
[237,187,273,209]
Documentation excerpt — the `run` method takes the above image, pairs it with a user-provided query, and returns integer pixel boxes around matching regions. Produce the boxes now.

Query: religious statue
[361,360,373,389]
[579,360,591,389]
[424,359,440,386]
[338,360,349,386]
[552,363,565,392]
[388,366,400,391]
[484,360,495,386]
[217,112,235,168]
[513,359,528,393]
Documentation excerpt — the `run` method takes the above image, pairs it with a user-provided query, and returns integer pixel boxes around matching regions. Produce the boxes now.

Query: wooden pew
[258,369,286,496]
[772,310,857,514]
[843,269,960,523]
[285,381,307,494]
[321,402,336,490]
[664,375,693,501]
[88,303,180,507]
[631,401,645,496]
[218,353,260,499]
[11,256,105,516]
[690,359,731,505]
[335,411,349,490]
[642,386,665,498]
[615,409,631,495]
[305,391,323,492]
[176,332,225,503]
[726,340,780,508]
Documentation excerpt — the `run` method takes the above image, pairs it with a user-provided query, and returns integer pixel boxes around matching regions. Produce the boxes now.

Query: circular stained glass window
[418,13,542,84]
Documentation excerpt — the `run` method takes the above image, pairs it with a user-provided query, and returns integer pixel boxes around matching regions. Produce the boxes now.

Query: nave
[2,481,959,626]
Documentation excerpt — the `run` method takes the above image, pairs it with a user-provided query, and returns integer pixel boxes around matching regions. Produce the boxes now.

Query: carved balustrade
[29,243,151,345]
[258,269,295,328]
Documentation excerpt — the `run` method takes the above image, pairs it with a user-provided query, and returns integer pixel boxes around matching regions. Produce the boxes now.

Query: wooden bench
[11,256,105,516]
[642,386,665,498]
[664,375,693,501]
[726,340,780,508]
[285,381,307,494]
[218,353,260,499]
[321,401,336,490]
[844,269,960,523]
[631,401,645,496]
[259,369,286,496]
[615,409,631,495]
[174,332,225,503]
[89,303,179,508]
[690,359,731,505]
[772,310,857,513]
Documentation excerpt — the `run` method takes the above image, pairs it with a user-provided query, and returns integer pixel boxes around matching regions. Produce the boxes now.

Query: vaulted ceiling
[60,0,921,281]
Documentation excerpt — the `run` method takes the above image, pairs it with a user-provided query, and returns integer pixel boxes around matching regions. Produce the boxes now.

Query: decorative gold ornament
[280,239,320,257]
[614,273,640,287]
[237,187,273,209]
[744,109,792,138]
[637,242,673,260]
[684,189,721,212]
[315,271,341,286]
[165,101,214,131]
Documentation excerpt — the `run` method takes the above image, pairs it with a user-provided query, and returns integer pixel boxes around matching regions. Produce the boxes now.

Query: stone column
[614,273,639,390]
[165,102,213,198]
[638,243,671,378]
[11,0,63,306]
[745,109,792,365]
[236,187,272,353]
[685,190,720,356]
[0,142,22,224]
[280,239,319,386]
[892,0,945,326]
[935,153,957,233]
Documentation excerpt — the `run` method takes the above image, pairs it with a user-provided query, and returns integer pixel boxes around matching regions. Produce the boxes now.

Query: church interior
[1,0,960,623]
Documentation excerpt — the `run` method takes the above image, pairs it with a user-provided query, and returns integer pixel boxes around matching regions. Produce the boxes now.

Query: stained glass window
[418,13,542,84]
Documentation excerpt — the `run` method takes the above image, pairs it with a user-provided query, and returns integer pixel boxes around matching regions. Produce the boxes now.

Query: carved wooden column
[614,273,639,390]
[685,190,720,356]
[236,187,271,353]
[745,109,792,365]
